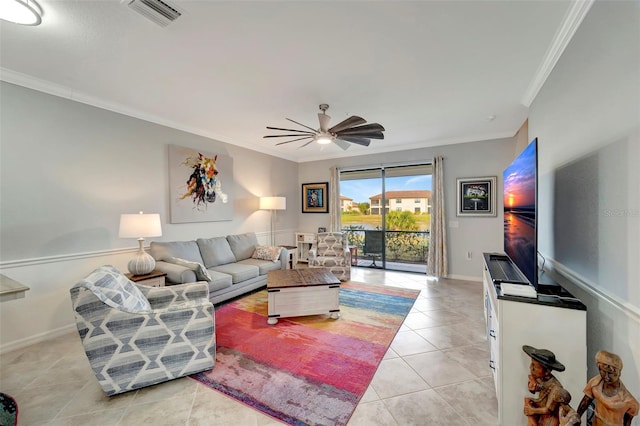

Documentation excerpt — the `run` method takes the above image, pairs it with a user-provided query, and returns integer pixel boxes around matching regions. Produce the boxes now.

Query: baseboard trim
[545,257,640,323]
[0,324,77,355]
[446,274,482,282]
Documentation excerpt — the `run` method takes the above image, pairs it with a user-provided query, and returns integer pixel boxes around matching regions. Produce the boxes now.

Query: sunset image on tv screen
[503,139,537,285]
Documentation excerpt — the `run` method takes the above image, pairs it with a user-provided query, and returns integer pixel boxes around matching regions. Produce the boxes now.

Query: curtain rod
[338,159,434,173]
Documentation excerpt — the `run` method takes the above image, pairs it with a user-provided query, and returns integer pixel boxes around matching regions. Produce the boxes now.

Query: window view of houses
[339,174,431,272]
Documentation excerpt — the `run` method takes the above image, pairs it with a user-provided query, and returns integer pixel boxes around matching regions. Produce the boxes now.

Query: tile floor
[0,267,499,425]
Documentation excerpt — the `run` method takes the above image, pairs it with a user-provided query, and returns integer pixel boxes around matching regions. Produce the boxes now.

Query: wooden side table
[126,270,167,287]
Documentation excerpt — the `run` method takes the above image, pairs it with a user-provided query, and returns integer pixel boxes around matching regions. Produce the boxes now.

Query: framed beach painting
[302,182,328,213]
[169,144,234,223]
[456,176,497,216]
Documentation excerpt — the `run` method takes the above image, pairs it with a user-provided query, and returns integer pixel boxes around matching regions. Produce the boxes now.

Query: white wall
[298,137,517,279]
[0,83,299,351]
[529,0,639,407]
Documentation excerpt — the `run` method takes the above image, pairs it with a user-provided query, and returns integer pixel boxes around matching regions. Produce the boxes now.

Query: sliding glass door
[340,164,432,273]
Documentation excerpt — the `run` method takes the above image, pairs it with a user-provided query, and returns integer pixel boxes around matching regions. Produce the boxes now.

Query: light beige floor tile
[442,343,492,378]
[434,378,499,425]
[370,358,430,399]
[348,400,399,426]
[56,380,138,418]
[49,408,124,425]
[11,381,87,425]
[359,384,380,403]
[189,383,275,426]
[383,388,466,425]
[403,350,477,387]
[118,391,194,425]
[390,330,438,356]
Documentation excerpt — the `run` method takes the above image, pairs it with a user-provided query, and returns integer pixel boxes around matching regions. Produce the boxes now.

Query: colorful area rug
[192,281,419,426]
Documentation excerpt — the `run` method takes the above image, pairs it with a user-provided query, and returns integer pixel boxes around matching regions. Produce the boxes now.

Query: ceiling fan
[264,104,385,150]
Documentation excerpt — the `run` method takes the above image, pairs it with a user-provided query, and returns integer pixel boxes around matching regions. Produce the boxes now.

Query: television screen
[503,138,538,286]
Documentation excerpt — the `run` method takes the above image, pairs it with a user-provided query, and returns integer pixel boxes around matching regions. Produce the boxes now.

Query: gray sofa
[150,232,287,304]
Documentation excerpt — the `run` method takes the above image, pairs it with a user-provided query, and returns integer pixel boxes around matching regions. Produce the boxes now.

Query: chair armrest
[137,281,210,310]
[277,248,289,270]
[154,260,197,284]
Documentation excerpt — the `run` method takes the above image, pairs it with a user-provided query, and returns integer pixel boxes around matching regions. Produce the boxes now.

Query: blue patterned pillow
[78,265,151,313]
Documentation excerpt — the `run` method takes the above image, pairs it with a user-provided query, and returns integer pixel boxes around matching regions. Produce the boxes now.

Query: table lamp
[119,212,162,275]
[259,196,286,246]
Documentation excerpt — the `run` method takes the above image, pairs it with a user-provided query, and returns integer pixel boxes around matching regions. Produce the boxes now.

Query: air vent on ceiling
[127,0,182,27]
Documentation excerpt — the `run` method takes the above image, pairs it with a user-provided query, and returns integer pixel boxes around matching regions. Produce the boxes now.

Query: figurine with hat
[523,345,570,426]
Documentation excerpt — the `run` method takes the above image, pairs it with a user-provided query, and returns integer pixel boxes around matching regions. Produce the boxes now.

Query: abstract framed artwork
[456,176,497,216]
[301,182,328,213]
[168,144,234,223]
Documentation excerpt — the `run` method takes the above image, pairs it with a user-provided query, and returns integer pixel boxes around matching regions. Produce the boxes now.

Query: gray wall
[298,137,517,279]
[0,82,299,349]
[529,1,639,399]
[0,82,299,260]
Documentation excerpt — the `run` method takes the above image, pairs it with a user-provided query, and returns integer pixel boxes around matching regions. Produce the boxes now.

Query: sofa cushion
[165,257,212,282]
[251,245,282,262]
[197,237,237,268]
[227,233,259,261]
[237,258,283,275]
[210,263,259,284]
[77,265,151,313]
[150,241,204,264]
[205,270,233,292]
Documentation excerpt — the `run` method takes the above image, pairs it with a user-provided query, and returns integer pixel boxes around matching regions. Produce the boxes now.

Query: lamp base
[128,240,156,275]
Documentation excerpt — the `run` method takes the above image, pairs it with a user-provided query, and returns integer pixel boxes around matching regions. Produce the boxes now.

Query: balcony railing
[341,227,430,264]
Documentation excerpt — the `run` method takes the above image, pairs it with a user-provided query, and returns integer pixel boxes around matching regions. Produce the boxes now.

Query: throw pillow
[78,265,152,313]
[251,245,282,263]
[165,257,212,282]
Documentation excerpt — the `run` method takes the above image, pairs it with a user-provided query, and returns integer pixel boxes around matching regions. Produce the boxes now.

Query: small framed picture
[456,176,497,216]
[302,182,329,213]
[317,227,327,233]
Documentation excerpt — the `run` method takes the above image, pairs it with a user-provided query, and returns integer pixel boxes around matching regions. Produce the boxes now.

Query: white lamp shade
[119,213,162,238]
[259,196,286,210]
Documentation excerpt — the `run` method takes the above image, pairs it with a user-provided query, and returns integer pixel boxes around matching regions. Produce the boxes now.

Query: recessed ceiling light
[0,0,43,26]
[487,115,496,122]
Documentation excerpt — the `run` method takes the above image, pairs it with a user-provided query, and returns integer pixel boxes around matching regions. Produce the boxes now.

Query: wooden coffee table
[266,268,341,325]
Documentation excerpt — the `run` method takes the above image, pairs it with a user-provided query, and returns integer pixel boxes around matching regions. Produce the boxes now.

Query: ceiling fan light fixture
[316,134,333,145]
[0,0,42,25]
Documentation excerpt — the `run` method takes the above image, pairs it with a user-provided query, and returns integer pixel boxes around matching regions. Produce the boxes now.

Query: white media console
[482,253,587,425]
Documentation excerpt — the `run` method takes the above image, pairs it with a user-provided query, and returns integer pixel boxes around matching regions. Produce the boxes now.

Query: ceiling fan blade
[333,138,351,151]
[335,123,385,136]
[337,137,371,147]
[335,130,384,139]
[286,118,318,133]
[328,116,366,133]
[266,126,315,134]
[264,134,316,138]
[298,139,316,149]
[275,136,314,145]
[318,113,331,133]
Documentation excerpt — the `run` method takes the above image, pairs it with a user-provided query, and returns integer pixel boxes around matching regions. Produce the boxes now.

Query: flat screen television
[503,138,538,287]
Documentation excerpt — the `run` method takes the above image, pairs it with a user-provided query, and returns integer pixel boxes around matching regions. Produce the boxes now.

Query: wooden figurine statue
[576,350,639,426]
[523,345,570,426]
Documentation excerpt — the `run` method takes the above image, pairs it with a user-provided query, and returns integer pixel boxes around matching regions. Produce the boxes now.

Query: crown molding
[521,0,595,107]
[0,68,300,163]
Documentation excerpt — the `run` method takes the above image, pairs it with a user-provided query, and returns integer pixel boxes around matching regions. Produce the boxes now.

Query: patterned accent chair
[69,265,216,396]
[308,232,351,281]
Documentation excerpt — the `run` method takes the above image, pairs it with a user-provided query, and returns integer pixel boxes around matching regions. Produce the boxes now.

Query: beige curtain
[427,156,448,277]
[328,166,341,232]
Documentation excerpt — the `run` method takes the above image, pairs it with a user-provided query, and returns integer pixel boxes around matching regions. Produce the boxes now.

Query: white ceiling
[0,0,584,163]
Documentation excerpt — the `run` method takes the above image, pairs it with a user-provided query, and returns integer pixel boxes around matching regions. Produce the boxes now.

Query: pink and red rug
[192,281,420,426]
